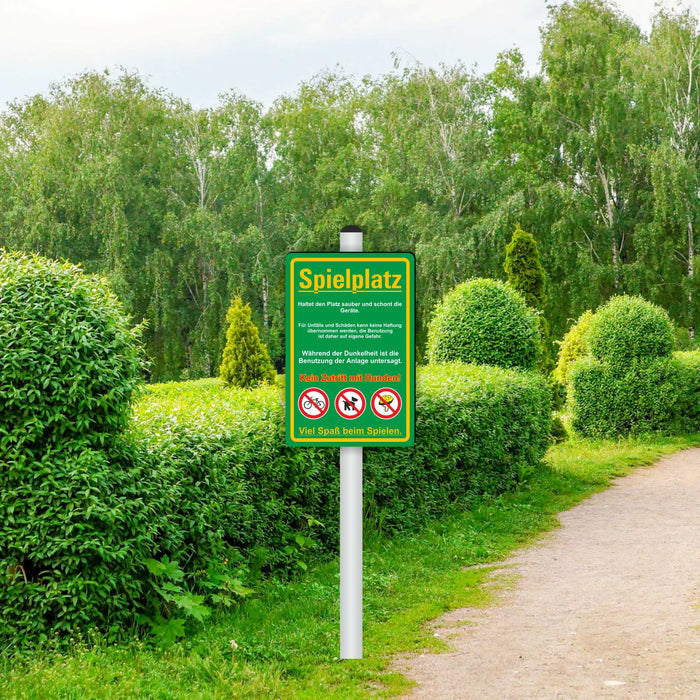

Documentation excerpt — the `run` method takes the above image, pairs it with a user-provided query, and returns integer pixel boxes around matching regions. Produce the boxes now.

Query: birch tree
[634,8,700,337]
[540,0,642,292]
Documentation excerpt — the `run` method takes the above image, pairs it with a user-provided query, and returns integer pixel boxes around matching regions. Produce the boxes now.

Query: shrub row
[1,255,551,645]
[131,364,551,563]
[2,366,550,645]
[365,364,551,531]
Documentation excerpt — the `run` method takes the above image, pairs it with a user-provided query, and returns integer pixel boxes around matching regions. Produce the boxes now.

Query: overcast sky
[0,0,696,111]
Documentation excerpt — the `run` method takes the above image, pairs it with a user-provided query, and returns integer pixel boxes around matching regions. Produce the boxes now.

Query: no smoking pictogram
[298,387,329,419]
[370,388,402,419]
[335,388,366,419]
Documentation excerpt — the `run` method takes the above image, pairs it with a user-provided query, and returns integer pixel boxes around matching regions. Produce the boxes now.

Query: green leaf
[150,617,186,647]
[174,593,211,622]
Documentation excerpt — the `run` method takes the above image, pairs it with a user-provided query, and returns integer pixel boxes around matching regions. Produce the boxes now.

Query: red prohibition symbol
[298,387,329,419]
[335,388,366,419]
[370,387,402,419]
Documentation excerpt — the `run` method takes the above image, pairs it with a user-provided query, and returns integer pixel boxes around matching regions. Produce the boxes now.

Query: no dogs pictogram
[370,388,402,419]
[335,388,366,419]
[298,387,329,419]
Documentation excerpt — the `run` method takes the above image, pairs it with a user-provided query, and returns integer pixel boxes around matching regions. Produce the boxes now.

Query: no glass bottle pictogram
[335,388,366,419]
[370,388,402,419]
[298,387,330,419]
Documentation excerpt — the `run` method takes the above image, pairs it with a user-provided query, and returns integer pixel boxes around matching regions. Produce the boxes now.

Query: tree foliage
[1,2,699,378]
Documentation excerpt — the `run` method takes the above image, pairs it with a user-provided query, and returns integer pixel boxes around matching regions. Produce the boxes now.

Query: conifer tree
[504,223,547,309]
[504,224,556,377]
[220,297,276,388]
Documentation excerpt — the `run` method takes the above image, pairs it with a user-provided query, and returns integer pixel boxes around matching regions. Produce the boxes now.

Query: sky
[0,0,695,111]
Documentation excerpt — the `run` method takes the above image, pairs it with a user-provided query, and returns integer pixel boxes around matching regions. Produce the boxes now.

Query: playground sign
[286,252,414,446]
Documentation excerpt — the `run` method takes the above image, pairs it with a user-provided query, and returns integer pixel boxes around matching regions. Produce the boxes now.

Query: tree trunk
[262,275,269,329]
[612,238,620,290]
[595,159,620,289]
[689,219,695,340]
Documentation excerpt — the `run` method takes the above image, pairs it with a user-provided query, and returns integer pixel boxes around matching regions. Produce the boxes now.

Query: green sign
[286,253,415,446]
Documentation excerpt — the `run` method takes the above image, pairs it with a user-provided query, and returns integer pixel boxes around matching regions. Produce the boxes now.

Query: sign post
[339,227,363,660]
[286,228,414,659]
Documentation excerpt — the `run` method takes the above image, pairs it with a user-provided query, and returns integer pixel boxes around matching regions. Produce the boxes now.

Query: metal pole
[339,226,363,659]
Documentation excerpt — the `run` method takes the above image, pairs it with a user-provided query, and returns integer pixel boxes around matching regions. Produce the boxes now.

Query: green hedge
[129,379,333,572]
[673,351,700,432]
[569,350,700,438]
[365,364,551,531]
[130,365,551,569]
[3,365,550,646]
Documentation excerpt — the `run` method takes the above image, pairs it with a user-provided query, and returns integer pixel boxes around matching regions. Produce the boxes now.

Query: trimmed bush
[673,351,700,431]
[0,251,143,449]
[587,295,674,366]
[427,279,540,371]
[554,310,594,386]
[2,359,550,646]
[219,297,276,388]
[566,298,700,438]
[569,356,682,438]
[0,251,148,643]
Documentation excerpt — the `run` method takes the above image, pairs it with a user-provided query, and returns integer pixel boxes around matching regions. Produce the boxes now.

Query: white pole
[339,226,363,660]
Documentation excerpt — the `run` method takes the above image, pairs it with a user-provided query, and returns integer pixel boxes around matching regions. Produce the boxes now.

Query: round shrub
[587,295,674,366]
[0,251,144,450]
[0,251,147,644]
[427,278,540,371]
[554,309,594,386]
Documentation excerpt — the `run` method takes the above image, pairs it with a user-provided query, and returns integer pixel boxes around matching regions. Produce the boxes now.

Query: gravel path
[396,449,700,699]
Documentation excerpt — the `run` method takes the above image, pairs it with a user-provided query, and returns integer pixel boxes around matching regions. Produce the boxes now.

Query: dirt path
[396,449,700,699]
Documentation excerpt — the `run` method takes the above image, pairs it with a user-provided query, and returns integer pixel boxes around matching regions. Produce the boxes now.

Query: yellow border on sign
[289,256,412,443]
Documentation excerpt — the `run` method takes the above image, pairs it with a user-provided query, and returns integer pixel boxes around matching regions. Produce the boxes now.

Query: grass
[1,434,698,699]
